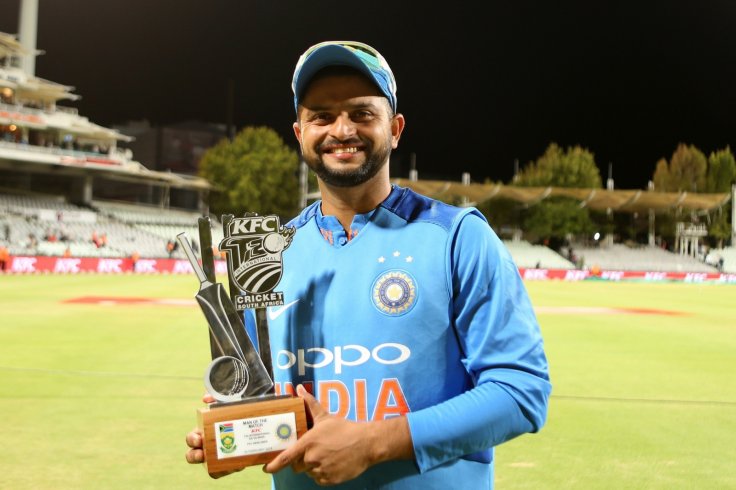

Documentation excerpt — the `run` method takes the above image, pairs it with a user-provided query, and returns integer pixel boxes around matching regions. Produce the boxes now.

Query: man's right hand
[184,394,242,479]
[185,427,207,465]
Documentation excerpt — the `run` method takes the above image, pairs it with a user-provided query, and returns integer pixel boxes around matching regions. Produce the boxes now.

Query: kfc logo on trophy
[219,215,295,310]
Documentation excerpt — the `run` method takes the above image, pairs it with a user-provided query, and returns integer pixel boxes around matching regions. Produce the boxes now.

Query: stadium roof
[390,178,732,214]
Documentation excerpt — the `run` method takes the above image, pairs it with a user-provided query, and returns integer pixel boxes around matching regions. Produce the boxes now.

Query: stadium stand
[91,200,223,259]
[0,192,220,259]
[573,243,718,273]
[0,191,731,275]
[503,240,576,269]
[705,247,736,273]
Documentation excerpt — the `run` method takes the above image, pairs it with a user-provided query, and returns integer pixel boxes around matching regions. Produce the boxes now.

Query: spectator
[26,233,38,252]
[166,239,176,258]
[131,250,140,272]
[0,244,9,271]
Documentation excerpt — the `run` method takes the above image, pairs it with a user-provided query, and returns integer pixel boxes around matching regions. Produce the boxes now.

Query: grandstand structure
[0,27,211,213]
[0,12,221,271]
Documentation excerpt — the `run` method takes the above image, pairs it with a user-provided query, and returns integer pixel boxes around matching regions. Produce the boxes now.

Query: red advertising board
[4,256,735,284]
[6,255,228,276]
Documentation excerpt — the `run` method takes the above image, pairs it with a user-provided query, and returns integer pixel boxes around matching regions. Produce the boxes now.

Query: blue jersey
[266,185,551,489]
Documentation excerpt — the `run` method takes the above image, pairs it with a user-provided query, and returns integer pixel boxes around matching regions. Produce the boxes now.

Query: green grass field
[0,274,734,489]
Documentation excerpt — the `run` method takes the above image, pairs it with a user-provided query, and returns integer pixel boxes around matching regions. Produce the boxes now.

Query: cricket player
[187,40,551,489]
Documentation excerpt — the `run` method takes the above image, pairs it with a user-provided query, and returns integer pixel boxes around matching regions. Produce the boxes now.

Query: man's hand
[263,385,413,486]
[184,394,242,479]
[184,427,206,464]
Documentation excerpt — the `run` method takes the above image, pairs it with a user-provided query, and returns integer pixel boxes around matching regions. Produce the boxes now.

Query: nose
[329,112,357,139]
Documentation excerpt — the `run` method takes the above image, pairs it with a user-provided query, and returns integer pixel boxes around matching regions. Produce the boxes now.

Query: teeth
[332,147,358,153]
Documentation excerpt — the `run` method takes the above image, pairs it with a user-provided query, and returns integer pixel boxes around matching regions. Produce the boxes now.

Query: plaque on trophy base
[198,395,308,474]
[178,215,305,476]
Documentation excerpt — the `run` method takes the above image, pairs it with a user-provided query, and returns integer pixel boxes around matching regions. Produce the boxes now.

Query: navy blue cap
[292,41,397,113]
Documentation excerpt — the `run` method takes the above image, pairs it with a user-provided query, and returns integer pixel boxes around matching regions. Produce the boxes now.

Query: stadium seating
[705,247,736,273]
[1,191,732,275]
[0,192,219,259]
[573,243,718,273]
[91,200,222,259]
[502,240,576,269]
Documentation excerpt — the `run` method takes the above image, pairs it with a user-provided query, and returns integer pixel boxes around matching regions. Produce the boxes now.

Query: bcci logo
[371,270,417,316]
[275,423,293,441]
[219,214,295,310]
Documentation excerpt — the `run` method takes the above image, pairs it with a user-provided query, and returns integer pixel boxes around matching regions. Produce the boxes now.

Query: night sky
[3,0,736,189]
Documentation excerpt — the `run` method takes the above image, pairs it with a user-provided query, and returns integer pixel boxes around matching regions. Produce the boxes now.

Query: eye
[309,112,335,124]
[351,110,374,122]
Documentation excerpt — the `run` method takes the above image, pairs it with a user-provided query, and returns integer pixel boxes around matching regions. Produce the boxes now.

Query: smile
[324,146,360,154]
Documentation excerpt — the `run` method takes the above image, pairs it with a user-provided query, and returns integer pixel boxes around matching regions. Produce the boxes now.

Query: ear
[390,113,405,149]
[292,121,302,145]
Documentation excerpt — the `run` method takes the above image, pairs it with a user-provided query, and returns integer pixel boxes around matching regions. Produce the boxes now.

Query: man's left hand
[263,384,380,486]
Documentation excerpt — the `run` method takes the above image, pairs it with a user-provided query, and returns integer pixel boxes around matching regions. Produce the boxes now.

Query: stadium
[1,2,735,489]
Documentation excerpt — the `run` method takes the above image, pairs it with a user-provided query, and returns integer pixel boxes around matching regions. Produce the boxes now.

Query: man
[186,41,551,489]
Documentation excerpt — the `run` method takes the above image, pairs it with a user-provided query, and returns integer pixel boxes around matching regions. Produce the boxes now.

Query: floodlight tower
[17,0,39,76]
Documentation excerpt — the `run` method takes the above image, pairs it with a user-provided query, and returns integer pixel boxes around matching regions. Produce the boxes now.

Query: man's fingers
[263,444,302,474]
[185,428,205,465]
[297,384,327,419]
[263,449,292,474]
[185,448,205,464]
[185,429,203,449]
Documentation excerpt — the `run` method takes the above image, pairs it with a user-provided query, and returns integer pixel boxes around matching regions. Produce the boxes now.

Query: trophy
[177,214,306,476]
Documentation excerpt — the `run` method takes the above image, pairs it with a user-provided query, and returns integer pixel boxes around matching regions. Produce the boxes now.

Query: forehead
[300,69,387,110]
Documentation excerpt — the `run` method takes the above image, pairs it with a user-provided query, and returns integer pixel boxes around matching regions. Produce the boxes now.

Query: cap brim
[293,45,386,109]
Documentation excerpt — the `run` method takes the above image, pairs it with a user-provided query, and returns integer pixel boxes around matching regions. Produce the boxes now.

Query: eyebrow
[302,98,384,113]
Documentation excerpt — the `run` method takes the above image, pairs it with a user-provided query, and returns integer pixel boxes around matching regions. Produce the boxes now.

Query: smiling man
[186,40,551,489]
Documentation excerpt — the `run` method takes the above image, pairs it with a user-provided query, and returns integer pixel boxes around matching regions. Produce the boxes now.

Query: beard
[303,137,392,187]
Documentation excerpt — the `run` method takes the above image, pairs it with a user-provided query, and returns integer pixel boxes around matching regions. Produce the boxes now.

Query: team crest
[275,423,293,441]
[371,270,417,316]
[218,423,236,453]
[220,214,295,310]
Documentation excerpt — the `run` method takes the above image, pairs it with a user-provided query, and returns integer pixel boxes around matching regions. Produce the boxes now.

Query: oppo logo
[276,343,411,376]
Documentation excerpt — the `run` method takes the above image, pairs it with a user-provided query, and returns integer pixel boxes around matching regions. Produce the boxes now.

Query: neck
[317,168,391,233]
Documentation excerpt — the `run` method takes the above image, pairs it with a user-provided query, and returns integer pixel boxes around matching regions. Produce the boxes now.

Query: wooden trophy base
[198,394,308,475]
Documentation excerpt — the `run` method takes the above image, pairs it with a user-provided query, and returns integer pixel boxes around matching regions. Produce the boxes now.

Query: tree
[512,143,600,246]
[704,147,735,246]
[652,143,707,192]
[652,158,670,192]
[522,197,595,246]
[199,126,300,219]
[706,147,736,193]
[708,211,731,249]
[514,143,603,188]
